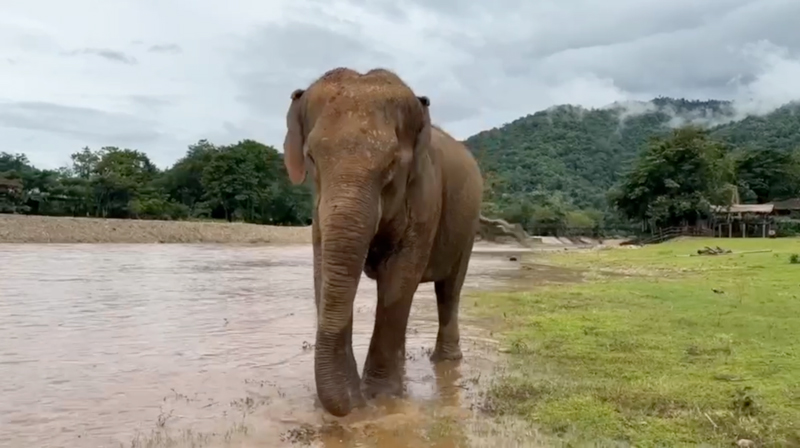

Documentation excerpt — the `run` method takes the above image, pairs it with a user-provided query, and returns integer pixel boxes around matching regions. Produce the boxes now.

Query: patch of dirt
[0,214,312,244]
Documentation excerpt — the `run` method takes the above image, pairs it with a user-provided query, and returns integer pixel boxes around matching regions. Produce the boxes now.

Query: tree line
[3,122,800,238]
[0,139,312,226]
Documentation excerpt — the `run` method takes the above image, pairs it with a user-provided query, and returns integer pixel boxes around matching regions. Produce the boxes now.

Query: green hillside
[464,97,800,215]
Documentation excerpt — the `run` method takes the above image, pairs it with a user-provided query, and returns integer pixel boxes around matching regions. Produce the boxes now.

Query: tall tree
[611,126,737,230]
[735,147,800,203]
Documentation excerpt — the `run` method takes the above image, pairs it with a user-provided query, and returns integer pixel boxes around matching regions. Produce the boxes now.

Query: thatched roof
[711,203,774,214]
[771,198,800,211]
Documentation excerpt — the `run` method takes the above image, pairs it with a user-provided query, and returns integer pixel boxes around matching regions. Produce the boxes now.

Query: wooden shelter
[0,177,22,193]
[710,203,774,238]
[771,198,800,217]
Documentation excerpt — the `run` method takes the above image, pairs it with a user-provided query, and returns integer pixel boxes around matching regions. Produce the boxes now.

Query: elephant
[282,67,484,417]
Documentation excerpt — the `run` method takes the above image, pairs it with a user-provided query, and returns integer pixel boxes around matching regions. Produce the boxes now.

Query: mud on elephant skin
[282,67,484,417]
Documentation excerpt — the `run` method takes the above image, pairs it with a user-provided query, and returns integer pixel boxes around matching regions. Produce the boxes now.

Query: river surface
[0,243,551,448]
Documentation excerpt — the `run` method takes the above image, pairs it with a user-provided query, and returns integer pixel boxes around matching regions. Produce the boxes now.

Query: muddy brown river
[0,243,551,448]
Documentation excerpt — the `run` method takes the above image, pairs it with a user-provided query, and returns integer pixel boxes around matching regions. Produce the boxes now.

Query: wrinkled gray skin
[282,67,483,417]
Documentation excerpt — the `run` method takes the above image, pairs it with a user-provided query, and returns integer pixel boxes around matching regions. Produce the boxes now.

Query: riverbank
[0,214,621,247]
[473,238,800,447]
[0,214,312,244]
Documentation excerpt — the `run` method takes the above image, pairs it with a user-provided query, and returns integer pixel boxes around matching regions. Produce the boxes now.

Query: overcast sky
[3,0,800,169]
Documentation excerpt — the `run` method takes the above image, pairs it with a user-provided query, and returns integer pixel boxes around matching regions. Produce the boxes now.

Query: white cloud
[732,40,800,115]
[1,0,799,169]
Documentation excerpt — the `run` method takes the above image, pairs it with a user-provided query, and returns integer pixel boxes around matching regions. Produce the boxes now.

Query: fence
[623,226,715,246]
[525,225,643,238]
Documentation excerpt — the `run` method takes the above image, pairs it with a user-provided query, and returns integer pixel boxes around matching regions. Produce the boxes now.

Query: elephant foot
[346,362,366,409]
[430,344,463,362]
[362,373,404,400]
[361,346,406,400]
[347,380,366,409]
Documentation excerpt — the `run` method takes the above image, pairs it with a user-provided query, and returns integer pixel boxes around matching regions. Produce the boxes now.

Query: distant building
[0,177,24,212]
[710,203,775,238]
[0,177,23,194]
[771,198,800,217]
[710,199,800,237]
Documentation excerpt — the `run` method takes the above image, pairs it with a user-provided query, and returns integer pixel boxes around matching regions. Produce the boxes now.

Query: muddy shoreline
[0,214,313,244]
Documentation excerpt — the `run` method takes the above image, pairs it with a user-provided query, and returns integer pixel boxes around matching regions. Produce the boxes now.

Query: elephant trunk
[314,175,379,417]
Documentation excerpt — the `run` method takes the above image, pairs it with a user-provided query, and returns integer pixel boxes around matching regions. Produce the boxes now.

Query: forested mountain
[465,97,800,219]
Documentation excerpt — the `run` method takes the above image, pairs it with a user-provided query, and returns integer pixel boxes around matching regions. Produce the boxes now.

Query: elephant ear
[283,88,307,185]
[408,95,432,183]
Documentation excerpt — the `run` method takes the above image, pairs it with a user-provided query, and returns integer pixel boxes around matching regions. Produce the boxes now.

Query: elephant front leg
[361,252,423,399]
[431,251,470,362]
[342,316,365,408]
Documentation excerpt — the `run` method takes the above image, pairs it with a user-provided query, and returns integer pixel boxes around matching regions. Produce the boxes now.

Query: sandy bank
[0,215,312,244]
[0,214,627,247]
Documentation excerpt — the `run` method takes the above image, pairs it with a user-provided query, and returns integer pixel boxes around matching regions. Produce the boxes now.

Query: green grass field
[474,238,800,447]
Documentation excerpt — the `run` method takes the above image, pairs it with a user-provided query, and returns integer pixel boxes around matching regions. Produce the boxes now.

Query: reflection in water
[0,243,539,447]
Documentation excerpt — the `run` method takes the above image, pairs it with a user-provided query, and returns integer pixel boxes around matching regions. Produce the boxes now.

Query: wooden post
[741,222,746,238]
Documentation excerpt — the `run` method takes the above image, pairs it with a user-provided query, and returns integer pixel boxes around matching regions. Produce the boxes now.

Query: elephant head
[282,67,432,416]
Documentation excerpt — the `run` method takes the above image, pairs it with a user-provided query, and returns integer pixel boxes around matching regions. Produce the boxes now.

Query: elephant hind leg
[431,249,471,362]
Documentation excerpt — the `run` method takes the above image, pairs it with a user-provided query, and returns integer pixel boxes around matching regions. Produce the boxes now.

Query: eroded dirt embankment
[0,215,312,244]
